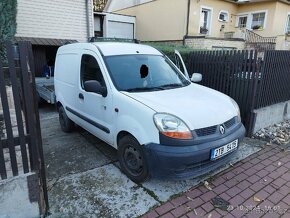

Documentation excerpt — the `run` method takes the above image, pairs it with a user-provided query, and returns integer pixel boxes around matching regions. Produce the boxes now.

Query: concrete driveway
[40,105,263,218]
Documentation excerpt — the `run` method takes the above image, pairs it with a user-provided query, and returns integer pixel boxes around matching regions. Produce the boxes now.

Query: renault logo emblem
[220,125,225,134]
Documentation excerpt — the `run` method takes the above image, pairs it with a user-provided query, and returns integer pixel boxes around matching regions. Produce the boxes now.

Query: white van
[54,42,245,182]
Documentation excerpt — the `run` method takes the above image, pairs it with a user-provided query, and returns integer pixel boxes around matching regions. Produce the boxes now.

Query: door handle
[79,93,84,100]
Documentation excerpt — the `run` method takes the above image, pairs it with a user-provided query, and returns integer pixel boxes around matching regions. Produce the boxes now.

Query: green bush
[0,0,17,64]
[142,42,203,70]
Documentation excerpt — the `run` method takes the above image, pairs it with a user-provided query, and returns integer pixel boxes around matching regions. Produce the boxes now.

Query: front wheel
[118,135,149,183]
[58,105,74,132]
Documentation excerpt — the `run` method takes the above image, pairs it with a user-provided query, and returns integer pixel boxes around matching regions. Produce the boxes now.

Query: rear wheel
[118,135,149,183]
[58,106,74,132]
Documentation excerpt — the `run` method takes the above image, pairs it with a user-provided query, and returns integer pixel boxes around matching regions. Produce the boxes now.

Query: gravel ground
[253,119,290,145]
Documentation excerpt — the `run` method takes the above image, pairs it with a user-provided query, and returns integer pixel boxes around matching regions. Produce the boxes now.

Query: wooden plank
[0,45,18,176]
[26,41,50,214]
[1,135,30,148]
[18,42,39,171]
[0,139,7,180]
[6,42,29,173]
[0,59,8,180]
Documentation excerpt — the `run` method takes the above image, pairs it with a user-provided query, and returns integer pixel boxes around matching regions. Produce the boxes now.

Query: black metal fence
[256,50,290,108]
[186,49,290,135]
[0,41,48,214]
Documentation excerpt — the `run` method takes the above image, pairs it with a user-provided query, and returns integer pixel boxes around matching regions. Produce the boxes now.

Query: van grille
[195,125,217,137]
[224,117,236,129]
[194,117,237,137]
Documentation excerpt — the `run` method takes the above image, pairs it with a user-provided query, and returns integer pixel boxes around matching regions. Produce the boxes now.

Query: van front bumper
[144,123,246,179]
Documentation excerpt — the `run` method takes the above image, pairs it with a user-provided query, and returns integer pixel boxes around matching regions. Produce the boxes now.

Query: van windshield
[104,55,191,92]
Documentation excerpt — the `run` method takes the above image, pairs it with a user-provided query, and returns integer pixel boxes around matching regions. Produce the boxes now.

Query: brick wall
[185,38,245,50]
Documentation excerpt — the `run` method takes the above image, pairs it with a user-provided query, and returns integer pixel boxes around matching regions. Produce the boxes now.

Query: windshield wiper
[156,83,184,89]
[123,87,163,92]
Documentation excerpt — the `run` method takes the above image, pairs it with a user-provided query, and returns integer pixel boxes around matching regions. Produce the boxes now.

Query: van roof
[58,42,162,56]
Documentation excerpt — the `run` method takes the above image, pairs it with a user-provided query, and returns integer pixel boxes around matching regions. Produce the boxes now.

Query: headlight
[230,98,241,122]
[153,113,192,139]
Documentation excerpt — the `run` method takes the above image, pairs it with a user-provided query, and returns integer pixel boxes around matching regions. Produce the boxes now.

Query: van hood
[122,84,238,130]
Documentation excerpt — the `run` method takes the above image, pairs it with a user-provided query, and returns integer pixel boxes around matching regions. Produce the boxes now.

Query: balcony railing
[245,29,276,51]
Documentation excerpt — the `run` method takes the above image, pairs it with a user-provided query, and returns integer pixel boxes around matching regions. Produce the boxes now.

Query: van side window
[80,54,105,89]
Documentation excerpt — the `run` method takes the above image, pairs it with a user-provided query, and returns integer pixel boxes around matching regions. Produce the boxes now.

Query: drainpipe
[86,0,91,41]
[184,0,191,45]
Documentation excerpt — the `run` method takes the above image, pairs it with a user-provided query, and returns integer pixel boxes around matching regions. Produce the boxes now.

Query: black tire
[58,106,74,132]
[118,135,149,183]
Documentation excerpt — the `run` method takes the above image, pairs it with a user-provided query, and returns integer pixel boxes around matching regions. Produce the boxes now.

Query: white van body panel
[124,84,237,130]
[113,92,159,147]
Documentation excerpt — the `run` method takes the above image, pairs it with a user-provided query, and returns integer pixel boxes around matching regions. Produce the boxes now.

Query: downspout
[86,0,91,41]
[184,0,191,45]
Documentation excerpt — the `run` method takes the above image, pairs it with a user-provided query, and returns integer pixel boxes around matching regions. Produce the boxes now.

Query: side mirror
[84,80,107,97]
[191,73,202,83]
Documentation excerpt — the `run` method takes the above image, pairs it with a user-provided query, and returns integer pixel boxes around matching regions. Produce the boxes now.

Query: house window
[251,12,265,29]
[219,11,229,22]
[200,8,212,34]
[238,16,247,28]
[286,15,290,34]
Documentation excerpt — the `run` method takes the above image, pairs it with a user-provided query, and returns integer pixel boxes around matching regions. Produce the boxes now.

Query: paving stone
[160,212,175,218]
[156,202,175,215]
[170,196,189,207]
[213,184,228,195]
[272,178,287,188]
[224,179,238,188]
[235,172,248,182]
[267,192,284,204]
[230,195,245,206]
[237,180,251,190]
[276,201,289,215]
[264,165,276,172]
[186,211,199,218]
[143,210,159,218]
[186,189,203,200]
[282,194,290,205]
[255,190,270,200]
[281,172,290,181]
[211,177,226,187]
[247,174,261,184]
[250,182,265,192]
[277,184,290,195]
[219,192,231,201]
[200,191,216,202]
[261,212,280,218]
[201,201,214,213]
[171,206,188,217]
[193,207,206,217]
[263,185,276,194]
[226,186,242,198]
[256,169,269,178]
[186,197,204,209]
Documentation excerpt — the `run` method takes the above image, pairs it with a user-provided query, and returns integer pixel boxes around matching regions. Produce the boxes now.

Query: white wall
[16,0,94,42]
[105,0,153,12]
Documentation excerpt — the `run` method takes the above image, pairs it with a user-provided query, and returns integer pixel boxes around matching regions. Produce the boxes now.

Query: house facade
[113,0,290,50]
[15,0,94,76]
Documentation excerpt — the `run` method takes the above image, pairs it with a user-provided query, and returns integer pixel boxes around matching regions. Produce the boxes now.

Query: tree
[0,0,17,63]
[93,0,108,12]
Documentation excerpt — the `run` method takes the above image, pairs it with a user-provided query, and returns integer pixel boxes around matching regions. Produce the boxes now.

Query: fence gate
[0,41,48,215]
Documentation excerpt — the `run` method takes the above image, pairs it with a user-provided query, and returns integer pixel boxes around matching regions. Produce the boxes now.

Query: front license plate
[211,139,238,160]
